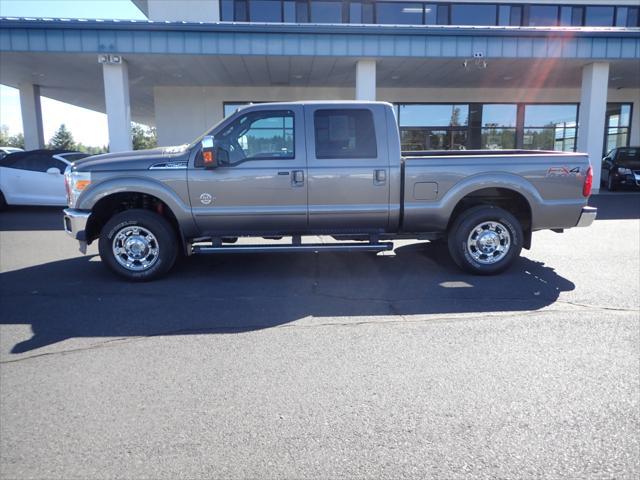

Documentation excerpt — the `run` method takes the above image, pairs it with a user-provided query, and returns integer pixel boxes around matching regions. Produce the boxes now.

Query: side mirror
[201,136,217,169]
[46,167,61,175]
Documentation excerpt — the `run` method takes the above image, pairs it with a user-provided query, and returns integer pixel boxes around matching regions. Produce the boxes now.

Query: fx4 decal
[546,166,581,177]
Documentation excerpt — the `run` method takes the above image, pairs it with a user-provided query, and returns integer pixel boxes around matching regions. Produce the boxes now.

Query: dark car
[601,147,640,191]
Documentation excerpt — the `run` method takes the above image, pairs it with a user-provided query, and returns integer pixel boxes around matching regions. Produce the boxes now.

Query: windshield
[616,148,640,164]
[189,112,240,149]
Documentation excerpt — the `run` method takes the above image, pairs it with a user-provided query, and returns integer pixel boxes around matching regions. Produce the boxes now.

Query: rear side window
[314,109,377,159]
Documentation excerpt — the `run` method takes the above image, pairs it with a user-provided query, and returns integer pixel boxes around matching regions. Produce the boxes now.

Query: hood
[72,145,190,172]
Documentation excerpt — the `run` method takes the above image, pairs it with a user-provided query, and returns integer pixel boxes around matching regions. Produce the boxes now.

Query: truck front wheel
[98,209,178,281]
[447,206,522,275]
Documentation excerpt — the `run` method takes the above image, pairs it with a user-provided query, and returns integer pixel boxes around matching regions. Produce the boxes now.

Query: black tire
[98,209,178,281]
[0,191,6,211]
[607,174,617,191]
[447,206,523,275]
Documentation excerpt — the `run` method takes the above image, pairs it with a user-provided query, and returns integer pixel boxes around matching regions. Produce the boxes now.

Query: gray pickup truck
[63,101,596,281]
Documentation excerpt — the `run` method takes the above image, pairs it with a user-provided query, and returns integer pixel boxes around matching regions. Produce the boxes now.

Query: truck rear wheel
[447,206,522,275]
[98,209,178,281]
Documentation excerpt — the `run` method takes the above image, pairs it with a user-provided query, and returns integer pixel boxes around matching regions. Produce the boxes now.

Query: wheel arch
[445,181,535,249]
[84,191,186,251]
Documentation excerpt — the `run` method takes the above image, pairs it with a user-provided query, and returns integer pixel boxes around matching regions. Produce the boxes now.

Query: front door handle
[374,169,386,186]
[292,170,304,187]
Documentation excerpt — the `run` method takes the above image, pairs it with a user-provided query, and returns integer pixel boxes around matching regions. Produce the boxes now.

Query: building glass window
[560,6,583,26]
[221,0,234,21]
[523,104,577,151]
[348,1,374,23]
[584,6,614,27]
[398,104,469,151]
[283,1,296,22]
[627,8,639,27]
[423,3,437,25]
[527,5,559,26]
[436,5,449,25]
[399,104,469,127]
[224,102,253,117]
[376,2,423,25]
[310,1,344,23]
[249,0,282,22]
[451,4,497,26]
[499,5,522,26]
[479,104,517,150]
[604,103,632,153]
[401,129,468,151]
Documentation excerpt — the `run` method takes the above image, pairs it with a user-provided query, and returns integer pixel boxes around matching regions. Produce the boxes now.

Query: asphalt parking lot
[1,193,639,479]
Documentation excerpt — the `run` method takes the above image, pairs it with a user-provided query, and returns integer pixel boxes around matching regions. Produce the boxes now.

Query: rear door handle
[374,169,386,185]
[292,170,305,186]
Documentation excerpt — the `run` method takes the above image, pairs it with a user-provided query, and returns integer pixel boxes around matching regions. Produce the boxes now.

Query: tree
[0,125,24,149]
[49,124,76,150]
[132,123,157,150]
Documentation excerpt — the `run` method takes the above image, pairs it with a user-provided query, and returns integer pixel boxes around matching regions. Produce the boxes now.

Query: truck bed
[398,150,591,233]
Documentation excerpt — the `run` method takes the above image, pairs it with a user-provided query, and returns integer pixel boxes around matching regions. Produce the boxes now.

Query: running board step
[192,242,394,255]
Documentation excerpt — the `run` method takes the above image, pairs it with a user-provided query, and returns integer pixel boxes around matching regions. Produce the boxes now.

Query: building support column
[355,59,376,101]
[102,58,132,152]
[19,83,45,150]
[630,97,640,146]
[577,62,609,192]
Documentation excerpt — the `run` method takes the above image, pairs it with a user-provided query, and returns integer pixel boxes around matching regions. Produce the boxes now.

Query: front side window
[314,109,377,159]
[215,111,294,164]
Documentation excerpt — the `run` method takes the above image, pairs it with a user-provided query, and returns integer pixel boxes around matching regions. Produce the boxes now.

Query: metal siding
[97,30,116,52]
[0,20,639,60]
[167,31,185,54]
[28,29,47,51]
[577,38,592,58]
[185,32,200,53]
[502,38,518,57]
[116,31,134,52]
[441,37,456,56]
[12,29,29,50]
[532,38,547,58]
[132,31,150,52]
[606,38,621,58]
[591,38,607,58]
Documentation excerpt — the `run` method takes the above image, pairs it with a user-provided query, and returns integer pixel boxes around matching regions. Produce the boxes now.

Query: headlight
[618,167,633,175]
[64,169,91,207]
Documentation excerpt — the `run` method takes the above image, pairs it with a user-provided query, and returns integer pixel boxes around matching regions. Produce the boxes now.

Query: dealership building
[1,0,639,190]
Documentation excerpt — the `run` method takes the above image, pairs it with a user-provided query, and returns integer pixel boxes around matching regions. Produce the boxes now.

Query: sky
[0,1,147,146]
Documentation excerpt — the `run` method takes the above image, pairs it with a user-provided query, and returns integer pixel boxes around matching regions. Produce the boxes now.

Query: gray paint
[67,101,591,245]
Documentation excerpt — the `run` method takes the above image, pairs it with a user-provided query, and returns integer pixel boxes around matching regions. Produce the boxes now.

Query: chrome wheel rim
[466,221,511,265]
[112,226,160,271]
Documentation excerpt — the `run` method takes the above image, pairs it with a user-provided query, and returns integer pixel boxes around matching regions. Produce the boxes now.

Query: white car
[0,150,89,208]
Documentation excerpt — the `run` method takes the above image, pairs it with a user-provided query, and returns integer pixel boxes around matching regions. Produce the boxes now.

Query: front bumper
[63,208,91,244]
[576,206,597,228]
